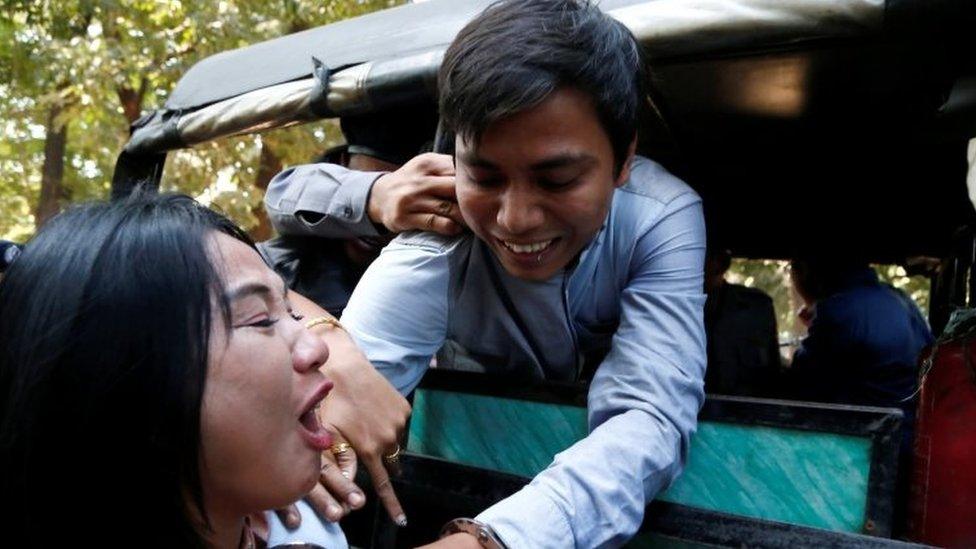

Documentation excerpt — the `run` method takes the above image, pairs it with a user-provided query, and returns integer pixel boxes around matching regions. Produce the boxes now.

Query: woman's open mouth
[298,380,334,451]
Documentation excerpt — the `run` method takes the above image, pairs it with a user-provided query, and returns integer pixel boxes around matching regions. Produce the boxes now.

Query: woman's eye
[244,317,278,329]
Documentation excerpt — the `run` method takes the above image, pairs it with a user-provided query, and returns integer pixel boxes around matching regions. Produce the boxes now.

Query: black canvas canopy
[164,0,891,112]
[164,0,491,111]
[127,0,967,156]
[114,0,976,260]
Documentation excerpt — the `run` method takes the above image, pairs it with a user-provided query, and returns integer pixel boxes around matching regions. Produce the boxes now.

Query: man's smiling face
[455,87,634,281]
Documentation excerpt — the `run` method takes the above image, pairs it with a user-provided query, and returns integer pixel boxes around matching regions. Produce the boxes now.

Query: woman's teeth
[503,239,553,254]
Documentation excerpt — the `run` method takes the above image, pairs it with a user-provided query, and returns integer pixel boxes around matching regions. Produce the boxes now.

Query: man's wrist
[366,172,391,232]
[440,518,507,549]
[437,533,484,549]
[310,328,371,382]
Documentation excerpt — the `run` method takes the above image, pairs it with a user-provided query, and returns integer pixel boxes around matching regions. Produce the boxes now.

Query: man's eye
[289,311,305,322]
[472,177,503,188]
[539,178,577,190]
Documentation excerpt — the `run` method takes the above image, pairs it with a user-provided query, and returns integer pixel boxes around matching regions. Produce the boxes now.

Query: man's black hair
[791,255,871,302]
[439,0,648,174]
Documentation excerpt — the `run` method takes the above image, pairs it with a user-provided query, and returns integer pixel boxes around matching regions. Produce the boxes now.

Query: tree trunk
[250,142,282,241]
[35,104,68,227]
[116,78,148,124]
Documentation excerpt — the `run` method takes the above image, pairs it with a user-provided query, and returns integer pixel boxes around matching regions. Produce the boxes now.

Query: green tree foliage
[0,0,401,241]
[726,259,798,338]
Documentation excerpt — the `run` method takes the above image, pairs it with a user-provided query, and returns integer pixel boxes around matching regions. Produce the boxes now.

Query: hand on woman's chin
[259,441,322,514]
[246,512,271,541]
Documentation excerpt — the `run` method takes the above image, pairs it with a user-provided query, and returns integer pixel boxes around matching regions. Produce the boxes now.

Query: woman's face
[200,233,333,515]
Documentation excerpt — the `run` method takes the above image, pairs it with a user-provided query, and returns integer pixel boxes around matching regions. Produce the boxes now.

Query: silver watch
[440,517,508,549]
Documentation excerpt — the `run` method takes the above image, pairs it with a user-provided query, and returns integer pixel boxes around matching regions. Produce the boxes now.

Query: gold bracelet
[305,316,344,331]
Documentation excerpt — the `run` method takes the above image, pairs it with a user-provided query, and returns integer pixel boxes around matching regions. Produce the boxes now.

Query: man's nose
[496,185,544,235]
[293,329,329,373]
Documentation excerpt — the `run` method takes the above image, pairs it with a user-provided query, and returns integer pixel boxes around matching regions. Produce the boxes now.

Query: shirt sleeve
[264,499,349,549]
[338,234,451,394]
[476,193,707,548]
[264,162,385,239]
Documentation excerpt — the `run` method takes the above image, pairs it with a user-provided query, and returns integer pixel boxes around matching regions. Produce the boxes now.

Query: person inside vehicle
[261,104,455,317]
[786,254,933,534]
[786,255,932,422]
[703,245,781,397]
[267,1,707,546]
[0,193,368,547]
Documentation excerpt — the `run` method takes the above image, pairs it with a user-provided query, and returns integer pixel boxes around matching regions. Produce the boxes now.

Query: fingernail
[348,492,365,507]
[341,470,351,479]
[395,514,408,528]
[328,505,343,520]
[286,511,300,529]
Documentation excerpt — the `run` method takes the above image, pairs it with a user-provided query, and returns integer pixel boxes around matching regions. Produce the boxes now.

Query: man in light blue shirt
[268,1,706,546]
[343,151,705,549]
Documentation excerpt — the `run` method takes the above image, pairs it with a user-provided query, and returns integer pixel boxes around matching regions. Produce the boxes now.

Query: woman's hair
[0,192,254,546]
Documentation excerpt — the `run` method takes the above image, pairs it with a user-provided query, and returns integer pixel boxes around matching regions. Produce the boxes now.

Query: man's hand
[286,291,412,527]
[308,433,363,522]
[274,442,364,526]
[368,153,466,236]
[316,323,412,526]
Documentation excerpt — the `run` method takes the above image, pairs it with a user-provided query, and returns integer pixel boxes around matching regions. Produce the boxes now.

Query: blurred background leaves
[0,0,401,241]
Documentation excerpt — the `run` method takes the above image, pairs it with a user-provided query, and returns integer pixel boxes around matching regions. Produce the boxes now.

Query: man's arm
[289,290,410,524]
[265,154,464,240]
[265,163,385,239]
[474,193,707,548]
[339,233,452,393]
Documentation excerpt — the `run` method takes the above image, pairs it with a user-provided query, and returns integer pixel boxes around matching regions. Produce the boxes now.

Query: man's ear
[614,137,638,188]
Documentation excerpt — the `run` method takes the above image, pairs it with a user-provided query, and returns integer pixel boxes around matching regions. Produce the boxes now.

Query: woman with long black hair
[0,193,346,547]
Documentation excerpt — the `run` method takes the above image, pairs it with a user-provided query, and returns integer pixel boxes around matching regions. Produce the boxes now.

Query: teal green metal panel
[626,533,723,548]
[408,389,588,475]
[656,422,870,532]
[407,389,872,533]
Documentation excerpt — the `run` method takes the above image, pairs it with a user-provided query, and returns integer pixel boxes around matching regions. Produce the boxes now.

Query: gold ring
[383,444,401,463]
[330,442,352,456]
